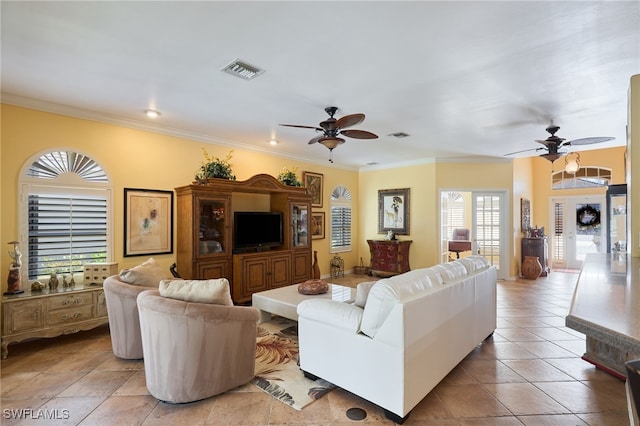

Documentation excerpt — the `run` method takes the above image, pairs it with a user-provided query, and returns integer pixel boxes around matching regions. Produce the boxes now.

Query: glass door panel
[292,204,308,247]
[198,200,226,255]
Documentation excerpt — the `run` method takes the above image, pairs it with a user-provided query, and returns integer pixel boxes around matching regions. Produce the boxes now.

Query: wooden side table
[521,237,549,277]
[367,240,412,277]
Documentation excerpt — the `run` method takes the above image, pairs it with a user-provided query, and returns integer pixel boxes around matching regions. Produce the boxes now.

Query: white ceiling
[2,1,638,169]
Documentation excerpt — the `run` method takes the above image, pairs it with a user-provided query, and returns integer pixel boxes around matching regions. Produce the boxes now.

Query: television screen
[233,212,283,252]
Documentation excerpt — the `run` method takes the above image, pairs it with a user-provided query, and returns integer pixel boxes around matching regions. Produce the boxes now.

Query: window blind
[28,193,107,279]
[331,206,352,250]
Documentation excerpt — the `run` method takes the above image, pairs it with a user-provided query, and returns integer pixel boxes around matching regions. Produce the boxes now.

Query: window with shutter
[330,186,352,253]
[20,150,112,282]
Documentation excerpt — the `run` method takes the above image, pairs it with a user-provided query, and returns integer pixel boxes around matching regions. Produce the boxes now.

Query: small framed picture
[124,188,174,257]
[311,212,325,240]
[303,171,324,208]
[378,188,410,235]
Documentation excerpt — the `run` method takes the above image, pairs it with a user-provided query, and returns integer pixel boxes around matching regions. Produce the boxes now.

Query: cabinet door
[292,250,311,283]
[270,255,292,289]
[237,257,269,298]
[196,198,229,257]
[291,202,309,247]
[197,259,230,280]
[4,300,45,333]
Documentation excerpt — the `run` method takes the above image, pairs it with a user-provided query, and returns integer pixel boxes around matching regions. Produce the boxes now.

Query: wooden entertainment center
[175,174,312,304]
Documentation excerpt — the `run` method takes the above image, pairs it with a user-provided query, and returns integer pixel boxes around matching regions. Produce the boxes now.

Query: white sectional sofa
[296,255,497,423]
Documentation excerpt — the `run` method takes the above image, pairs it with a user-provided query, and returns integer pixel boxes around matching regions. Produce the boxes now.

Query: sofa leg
[485,330,495,340]
[302,370,319,381]
[383,409,410,424]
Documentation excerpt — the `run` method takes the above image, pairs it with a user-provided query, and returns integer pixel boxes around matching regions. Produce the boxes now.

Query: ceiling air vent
[388,132,410,138]
[221,59,265,80]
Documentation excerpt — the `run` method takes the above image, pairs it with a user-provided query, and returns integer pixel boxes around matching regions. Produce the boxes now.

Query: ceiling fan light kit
[279,106,378,163]
[564,152,581,174]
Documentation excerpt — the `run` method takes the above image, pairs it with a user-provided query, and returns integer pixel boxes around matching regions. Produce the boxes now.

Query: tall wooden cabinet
[521,237,549,277]
[175,174,312,303]
[367,240,412,277]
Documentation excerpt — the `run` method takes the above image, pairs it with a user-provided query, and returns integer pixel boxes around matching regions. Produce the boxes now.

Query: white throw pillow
[159,278,233,305]
[119,258,166,287]
[354,281,376,308]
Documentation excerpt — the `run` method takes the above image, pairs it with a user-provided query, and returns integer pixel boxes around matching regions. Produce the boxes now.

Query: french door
[549,195,606,270]
[440,190,508,279]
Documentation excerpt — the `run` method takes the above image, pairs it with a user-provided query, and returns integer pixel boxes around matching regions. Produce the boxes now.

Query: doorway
[440,190,509,279]
[549,195,606,270]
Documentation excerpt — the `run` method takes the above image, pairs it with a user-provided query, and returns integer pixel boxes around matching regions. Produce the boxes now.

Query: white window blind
[28,193,108,280]
[330,185,352,252]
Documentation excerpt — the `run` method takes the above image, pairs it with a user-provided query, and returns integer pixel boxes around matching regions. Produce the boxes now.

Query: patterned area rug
[252,317,335,410]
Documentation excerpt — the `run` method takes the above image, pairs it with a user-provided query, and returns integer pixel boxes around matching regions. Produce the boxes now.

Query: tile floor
[0,272,631,425]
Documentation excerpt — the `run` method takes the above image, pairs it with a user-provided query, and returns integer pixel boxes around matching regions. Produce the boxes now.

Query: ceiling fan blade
[504,147,544,156]
[335,113,365,129]
[279,124,323,131]
[308,135,324,145]
[341,129,378,139]
[567,136,615,146]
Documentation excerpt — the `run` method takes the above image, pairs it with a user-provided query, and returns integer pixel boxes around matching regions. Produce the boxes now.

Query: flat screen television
[233,211,283,252]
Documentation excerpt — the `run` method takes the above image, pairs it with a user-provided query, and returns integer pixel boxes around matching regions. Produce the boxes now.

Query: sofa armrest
[297,299,363,333]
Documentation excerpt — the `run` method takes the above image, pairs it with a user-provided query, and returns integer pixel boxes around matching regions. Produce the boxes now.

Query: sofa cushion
[158,279,233,305]
[457,255,490,273]
[354,281,376,308]
[430,262,468,284]
[360,268,443,338]
[119,258,166,287]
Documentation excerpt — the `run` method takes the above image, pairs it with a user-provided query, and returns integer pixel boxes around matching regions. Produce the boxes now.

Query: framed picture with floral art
[124,188,174,257]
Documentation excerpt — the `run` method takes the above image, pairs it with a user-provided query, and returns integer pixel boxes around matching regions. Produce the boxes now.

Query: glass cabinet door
[292,203,308,247]
[198,199,227,256]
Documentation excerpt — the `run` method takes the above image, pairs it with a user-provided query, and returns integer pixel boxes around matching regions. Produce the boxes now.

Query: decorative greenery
[277,166,302,187]
[196,149,236,180]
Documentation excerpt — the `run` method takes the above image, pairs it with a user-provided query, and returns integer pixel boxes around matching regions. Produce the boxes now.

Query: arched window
[19,150,113,281]
[330,185,352,252]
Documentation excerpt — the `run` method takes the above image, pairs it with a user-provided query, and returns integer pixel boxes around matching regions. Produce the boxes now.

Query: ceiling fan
[279,106,378,162]
[504,125,615,163]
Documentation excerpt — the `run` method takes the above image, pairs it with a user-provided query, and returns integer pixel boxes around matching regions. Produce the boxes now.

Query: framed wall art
[124,188,174,257]
[311,212,325,240]
[521,198,531,234]
[303,171,324,208]
[378,188,410,235]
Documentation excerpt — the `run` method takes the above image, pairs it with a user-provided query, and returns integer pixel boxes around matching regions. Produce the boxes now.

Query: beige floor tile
[495,328,545,342]
[0,371,40,395]
[0,397,51,426]
[512,341,576,358]
[58,370,136,397]
[534,381,628,413]
[435,383,511,418]
[501,359,575,382]
[268,393,333,425]
[458,359,526,384]
[326,388,394,424]
[78,395,158,426]
[545,358,622,382]
[404,392,454,421]
[576,412,632,426]
[94,355,144,371]
[458,417,523,425]
[142,398,217,425]
[17,396,108,426]
[525,327,582,341]
[205,391,273,425]
[517,413,588,425]
[3,371,87,398]
[46,351,113,372]
[484,383,569,416]
[114,370,150,396]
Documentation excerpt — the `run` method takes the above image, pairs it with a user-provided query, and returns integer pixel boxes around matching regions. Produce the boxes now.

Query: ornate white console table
[566,253,640,378]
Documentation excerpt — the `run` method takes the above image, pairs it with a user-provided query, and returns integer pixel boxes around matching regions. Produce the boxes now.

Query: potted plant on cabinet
[277,166,302,187]
[196,149,236,181]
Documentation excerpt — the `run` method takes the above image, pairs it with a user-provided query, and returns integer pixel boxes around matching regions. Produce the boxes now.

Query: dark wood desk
[367,240,412,277]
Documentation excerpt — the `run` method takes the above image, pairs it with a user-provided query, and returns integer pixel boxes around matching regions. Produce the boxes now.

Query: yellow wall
[358,163,438,269]
[0,105,360,290]
[512,157,534,274]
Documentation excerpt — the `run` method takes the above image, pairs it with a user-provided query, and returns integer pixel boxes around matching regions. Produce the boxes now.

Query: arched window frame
[330,185,352,253]
[18,149,113,283]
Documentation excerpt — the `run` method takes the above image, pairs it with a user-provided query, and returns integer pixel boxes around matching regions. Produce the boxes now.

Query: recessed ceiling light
[269,139,278,145]
[145,109,161,118]
[221,59,265,80]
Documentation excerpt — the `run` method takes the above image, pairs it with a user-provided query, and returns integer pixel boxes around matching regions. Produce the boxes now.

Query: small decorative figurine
[48,273,59,291]
[5,241,24,295]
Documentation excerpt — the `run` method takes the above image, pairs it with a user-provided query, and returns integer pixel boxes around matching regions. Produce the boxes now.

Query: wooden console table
[521,237,549,277]
[367,239,412,277]
[2,285,108,358]
[566,253,640,377]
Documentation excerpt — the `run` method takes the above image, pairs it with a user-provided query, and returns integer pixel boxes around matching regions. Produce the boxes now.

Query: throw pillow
[354,281,376,308]
[119,257,166,287]
[159,278,233,305]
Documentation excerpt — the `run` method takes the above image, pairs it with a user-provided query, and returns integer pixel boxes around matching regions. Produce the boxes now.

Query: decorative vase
[312,251,321,279]
[522,256,543,280]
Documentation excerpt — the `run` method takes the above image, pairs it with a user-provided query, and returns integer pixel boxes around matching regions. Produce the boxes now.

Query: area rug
[252,317,335,410]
